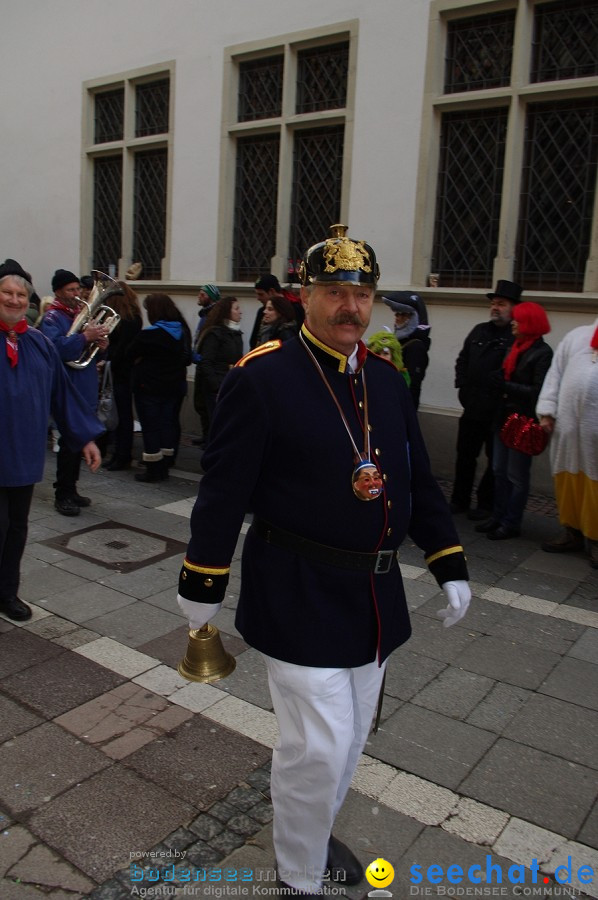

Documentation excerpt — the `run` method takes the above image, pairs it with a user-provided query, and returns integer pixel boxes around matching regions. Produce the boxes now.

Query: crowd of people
[0,249,595,628]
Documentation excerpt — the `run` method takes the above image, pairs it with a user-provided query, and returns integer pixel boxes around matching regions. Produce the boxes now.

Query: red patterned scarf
[0,318,28,367]
[49,298,77,317]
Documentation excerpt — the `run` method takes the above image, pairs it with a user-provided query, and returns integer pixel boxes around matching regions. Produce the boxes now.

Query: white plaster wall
[0,0,426,294]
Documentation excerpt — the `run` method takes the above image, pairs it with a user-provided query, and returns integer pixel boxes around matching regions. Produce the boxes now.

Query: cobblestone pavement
[0,436,596,899]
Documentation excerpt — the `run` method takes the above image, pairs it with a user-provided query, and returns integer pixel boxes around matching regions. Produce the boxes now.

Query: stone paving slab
[383,647,446,702]
[0,722,110,815]
[403,613,481,664]
[28,765,197,883]
[84,599,184,648]
[569,628,598,664]
[0,626,65,679]
[503,692,598,768]
[0,647,126,718]
[465,682,533,734]
[538,656,598,711]
[482,606,585,654]
[371,702,496,790]
[494,568,579,604]
[411,667,495,720]
[0,694,44,743]
[460,738,598,841]
[124,715,271,810]
[35,581,136,624]
[453,634,561,689]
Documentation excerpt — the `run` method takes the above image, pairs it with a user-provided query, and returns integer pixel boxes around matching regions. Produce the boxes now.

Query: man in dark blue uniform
[177,225,471,897]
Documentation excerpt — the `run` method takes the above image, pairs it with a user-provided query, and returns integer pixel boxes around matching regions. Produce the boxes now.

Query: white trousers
[262,654,387,893]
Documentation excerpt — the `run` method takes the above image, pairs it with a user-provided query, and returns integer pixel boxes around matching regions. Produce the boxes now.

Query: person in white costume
[537,318,598,568]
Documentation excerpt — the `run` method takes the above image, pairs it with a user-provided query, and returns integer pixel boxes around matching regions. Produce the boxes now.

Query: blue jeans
[492,431,533,529]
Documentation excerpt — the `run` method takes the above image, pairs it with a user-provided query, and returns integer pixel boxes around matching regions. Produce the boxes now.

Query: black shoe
[468,508,492,521]
[475,519,500,533]
[488,525,520,541]
[0,596,32,621]
[449,502,469,514]
[326,835,363,885]
[71,493,91,507]
[105,459,131,472]
[54,497,80,516]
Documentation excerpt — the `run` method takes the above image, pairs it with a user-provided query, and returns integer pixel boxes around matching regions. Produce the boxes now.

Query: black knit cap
[255,274,281,292]
[51,269,79,292]
[0,258,32,283]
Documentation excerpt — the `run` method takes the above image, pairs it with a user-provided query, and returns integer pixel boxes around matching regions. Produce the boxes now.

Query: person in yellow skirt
[537,318,598,568]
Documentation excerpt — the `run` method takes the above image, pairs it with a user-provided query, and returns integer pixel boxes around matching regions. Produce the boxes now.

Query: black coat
[198,325,244,395]
[128,326,191,397]
[107,315,142,382]
[455,321,514,422]
[497,338,553,425]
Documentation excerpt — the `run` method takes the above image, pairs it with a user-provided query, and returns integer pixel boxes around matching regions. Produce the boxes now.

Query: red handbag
[500,413,549,456]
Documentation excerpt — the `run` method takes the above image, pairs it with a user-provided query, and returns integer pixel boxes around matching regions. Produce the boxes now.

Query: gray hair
[0,274,33,299]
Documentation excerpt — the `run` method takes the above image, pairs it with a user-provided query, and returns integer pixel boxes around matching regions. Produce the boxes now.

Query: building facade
[2,0,596,483]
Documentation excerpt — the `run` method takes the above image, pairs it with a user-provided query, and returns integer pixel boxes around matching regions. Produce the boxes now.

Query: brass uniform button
[387,528,393,536]
[181,571,187,580]
[358,401,364,409]
[204,577,214,587]
[387,500,392,509]
[375,448,381,456]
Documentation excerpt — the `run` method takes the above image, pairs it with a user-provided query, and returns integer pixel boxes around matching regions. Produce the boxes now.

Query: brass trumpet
[66,270,122,369]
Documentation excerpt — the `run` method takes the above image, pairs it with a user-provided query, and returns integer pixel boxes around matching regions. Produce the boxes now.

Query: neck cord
[299,331,371,463]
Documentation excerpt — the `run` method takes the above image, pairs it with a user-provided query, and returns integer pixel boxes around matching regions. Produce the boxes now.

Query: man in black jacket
[450,280,522,519]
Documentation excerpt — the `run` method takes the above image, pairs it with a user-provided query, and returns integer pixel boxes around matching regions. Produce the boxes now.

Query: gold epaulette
[235,340,282,367]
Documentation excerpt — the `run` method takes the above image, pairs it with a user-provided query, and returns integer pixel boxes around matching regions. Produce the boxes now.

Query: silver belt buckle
[374,550,395,574]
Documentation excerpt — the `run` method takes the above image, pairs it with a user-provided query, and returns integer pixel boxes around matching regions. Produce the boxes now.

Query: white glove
[437,581,471,628]
[177,595,221,630]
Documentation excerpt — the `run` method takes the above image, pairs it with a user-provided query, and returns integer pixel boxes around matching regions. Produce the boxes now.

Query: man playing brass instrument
[177,226,471,896]
[40,268,109,516]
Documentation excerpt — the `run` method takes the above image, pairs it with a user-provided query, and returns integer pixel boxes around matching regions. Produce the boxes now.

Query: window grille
[133,149,168,279]
[432,109,508,287]
[135,79,170,137]
[296,42,349,113]
[238,56,283,122]
[531,0,598,82]
[444,12,515,93]
[289,126,344,272]
[232,135,280,281]
[94,89,124,143]
[93,156,122,273]
[515,99,598,291]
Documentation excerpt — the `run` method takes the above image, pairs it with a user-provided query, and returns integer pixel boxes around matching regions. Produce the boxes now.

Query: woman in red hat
[477,301,552,540]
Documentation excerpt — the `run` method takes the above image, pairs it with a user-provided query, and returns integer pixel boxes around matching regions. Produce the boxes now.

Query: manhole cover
[41,522,188,573]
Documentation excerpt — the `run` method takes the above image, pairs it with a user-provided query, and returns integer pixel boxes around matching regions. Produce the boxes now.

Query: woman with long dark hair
[128,293,192,482]
[197,296,244,431]
[103,281,143,470]
[256,295,298,345]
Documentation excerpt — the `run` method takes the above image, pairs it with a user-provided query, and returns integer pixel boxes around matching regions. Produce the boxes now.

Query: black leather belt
[251,519,398,574]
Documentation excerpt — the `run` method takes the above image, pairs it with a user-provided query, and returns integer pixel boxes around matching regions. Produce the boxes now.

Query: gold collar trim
[300,324,349,373]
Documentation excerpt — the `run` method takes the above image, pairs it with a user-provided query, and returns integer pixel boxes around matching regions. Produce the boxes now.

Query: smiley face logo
[366,858,395,889]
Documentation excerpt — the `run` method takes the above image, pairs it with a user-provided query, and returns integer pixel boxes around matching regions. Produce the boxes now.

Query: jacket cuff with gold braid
[425,545,469,586]
[178,559,230,604]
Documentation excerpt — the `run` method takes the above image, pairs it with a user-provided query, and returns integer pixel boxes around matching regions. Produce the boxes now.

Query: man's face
[197,289,211,307]
[489,297,514,326]
[0,277,29,326]
[255,289,269,305]
[55,282,80,307]
[301,282,375,355]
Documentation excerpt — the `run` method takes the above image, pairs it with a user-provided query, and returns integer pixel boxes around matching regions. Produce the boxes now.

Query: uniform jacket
[455,321,514,422]
[39,307,100,410]
[181,328,468,668]
[0,327,103,486]
[497,338,553,424]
